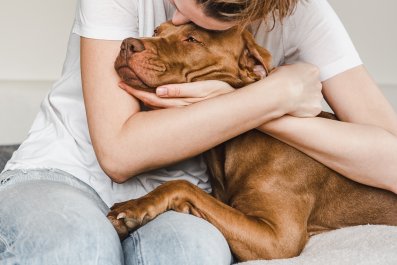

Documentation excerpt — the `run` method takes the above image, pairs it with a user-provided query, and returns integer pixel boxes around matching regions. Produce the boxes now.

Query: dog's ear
[238,30,272,83]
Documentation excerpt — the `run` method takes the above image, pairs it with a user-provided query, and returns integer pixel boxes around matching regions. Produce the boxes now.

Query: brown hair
[196,0,301,24]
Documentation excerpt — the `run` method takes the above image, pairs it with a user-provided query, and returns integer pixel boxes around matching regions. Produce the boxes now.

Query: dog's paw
[107,196,164,240]
[107,214,130,240]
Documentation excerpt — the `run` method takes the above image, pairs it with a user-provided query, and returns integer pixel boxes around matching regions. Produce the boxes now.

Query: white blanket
[238,225,397,265]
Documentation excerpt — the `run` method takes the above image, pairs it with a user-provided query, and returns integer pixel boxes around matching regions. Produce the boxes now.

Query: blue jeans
[0,169,233,265]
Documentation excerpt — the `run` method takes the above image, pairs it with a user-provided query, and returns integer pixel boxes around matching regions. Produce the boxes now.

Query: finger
[119,82,196,108]
[119,82,147,98]
[120,85,166,106]
[118,82,135,93]
[156,80,231,98]
[156,83,202,98]
[144,95,195,109]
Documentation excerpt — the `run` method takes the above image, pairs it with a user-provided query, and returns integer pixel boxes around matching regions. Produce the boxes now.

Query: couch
[0,144,19,172]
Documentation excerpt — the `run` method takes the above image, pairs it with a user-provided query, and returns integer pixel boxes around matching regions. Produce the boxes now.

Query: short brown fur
[110,22,397,262]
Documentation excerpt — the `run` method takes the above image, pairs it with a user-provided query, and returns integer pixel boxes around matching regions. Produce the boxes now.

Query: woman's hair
[196,0,300,24]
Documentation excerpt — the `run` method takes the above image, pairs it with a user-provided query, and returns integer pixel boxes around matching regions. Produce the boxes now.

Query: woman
[1,0,396,264]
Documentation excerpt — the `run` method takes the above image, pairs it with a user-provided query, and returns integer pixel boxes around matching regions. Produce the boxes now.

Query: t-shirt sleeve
[72,0,139,40]
[284,0,362,81]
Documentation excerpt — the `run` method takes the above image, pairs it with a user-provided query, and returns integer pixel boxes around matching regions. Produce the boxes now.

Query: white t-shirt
[3,0,362,207]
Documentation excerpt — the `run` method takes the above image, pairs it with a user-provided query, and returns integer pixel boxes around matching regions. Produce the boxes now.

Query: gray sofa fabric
[0,144,19,172]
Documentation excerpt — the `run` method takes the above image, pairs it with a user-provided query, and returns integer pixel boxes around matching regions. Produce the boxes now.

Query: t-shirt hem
[320,55,363,81]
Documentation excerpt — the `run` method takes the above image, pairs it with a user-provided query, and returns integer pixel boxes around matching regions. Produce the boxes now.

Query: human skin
[81,0,397,193]
[81,39,321,177]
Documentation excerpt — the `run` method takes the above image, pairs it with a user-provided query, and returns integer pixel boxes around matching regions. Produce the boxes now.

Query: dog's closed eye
[185,35,204,46]
[186,35,198,42]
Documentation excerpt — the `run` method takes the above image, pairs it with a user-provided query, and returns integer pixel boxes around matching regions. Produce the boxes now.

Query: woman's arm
[80,38,322,183]
[258,65,397,193]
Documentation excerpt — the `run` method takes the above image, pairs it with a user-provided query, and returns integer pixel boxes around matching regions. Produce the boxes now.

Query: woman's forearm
[81,38,323,183]
[107,77,286,182]
[258,116,397,193]
[81,38,292,182]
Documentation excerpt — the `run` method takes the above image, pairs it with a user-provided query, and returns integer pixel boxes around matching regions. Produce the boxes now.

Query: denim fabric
[122,211,233,265]
[0,169,233,265]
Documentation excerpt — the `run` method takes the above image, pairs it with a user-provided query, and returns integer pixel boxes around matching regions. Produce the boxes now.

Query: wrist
[258,74,294,117]
[258,115,290,134]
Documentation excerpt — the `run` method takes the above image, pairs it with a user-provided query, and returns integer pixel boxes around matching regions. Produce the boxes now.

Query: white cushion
[237,225,397,265]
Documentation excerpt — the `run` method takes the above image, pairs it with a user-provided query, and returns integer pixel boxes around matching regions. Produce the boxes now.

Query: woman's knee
[123,211,233,265]
[0,180,123,265]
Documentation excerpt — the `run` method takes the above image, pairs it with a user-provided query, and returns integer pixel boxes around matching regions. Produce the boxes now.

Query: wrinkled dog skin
[110,22,397,261]
[114,22,271,92]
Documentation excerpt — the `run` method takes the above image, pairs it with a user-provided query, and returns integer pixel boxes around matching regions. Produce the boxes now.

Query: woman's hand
[119,62,322,116]
[270,63,323,118]
[119,80,235,109]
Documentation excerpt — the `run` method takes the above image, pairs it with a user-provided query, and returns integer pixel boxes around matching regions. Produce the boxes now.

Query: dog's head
[114,21,272,92]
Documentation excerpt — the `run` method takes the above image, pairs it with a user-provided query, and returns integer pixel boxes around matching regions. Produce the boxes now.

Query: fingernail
[117,213,126,220]
[156,87,168,96]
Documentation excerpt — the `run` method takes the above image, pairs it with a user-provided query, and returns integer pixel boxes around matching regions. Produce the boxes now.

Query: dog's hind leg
[224,186,312,261]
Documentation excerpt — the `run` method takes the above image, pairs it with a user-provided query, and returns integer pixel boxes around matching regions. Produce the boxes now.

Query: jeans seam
[163,217,191,265]
[0,233,10,252]
[130,231,144,265]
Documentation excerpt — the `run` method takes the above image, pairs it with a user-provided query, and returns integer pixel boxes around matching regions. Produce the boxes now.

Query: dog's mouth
[115,64,156,93]
[117,65,140,83]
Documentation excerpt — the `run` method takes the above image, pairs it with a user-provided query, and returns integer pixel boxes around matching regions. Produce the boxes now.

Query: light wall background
[0,0,396,144]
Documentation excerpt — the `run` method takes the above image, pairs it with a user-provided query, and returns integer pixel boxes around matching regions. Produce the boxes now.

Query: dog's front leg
[108,179,308,261]
[107,180,183,240]
[108,179,212,240]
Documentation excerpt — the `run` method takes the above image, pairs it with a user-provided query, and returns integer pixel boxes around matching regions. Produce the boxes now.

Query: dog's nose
[121,38,145,55]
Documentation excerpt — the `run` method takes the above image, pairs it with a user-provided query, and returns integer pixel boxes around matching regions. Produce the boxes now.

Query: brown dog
[109,22,397,261]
